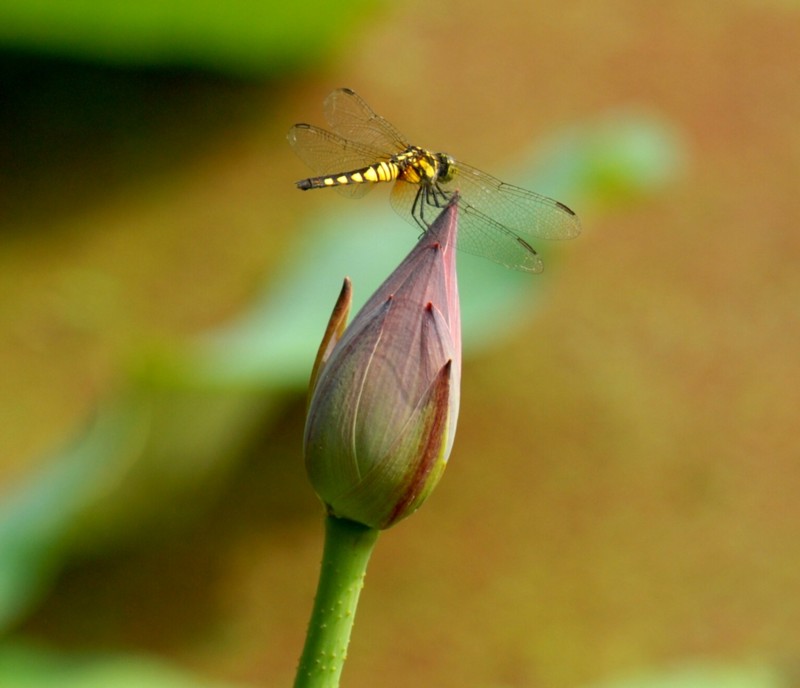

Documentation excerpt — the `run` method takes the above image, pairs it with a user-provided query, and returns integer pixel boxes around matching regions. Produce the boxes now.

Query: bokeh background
[1,1,799,687]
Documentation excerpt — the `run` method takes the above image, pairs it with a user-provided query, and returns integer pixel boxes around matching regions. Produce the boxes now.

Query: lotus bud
[304,197,462,529]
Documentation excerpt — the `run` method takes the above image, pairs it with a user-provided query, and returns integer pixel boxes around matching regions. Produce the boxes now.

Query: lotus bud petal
[304,197,462,529]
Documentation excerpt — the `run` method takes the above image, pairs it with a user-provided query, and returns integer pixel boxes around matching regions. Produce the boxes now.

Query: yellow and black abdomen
[296,160,400,191]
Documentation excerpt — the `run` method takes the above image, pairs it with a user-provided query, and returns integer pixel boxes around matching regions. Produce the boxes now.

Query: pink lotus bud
[304,198,461,529]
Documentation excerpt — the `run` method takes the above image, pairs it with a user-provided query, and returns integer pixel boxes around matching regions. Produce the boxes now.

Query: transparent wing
[457,203,545,272]
[441,161,582,241]
[287,123,390,175]
[390,179,544,272]
[323,88,410,153]
[288,123,389,198]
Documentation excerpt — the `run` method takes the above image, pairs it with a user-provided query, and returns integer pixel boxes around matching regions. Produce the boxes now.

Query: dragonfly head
[436,153,456,183]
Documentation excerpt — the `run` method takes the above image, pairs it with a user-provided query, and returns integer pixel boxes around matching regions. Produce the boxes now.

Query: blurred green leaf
[528,108,686,206]
[0,386,272,633]
[0,1,377,75]
[0,643,244,688]
[0,402,148,631]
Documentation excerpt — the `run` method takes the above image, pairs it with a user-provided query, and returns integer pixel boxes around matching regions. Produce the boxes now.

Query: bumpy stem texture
[293,515,379,688]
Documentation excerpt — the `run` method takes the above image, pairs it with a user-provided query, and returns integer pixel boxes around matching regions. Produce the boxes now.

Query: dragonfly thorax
[394,147,455,186]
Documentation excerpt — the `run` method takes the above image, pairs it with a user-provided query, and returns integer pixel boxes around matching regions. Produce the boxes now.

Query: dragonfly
[287,88,580,272]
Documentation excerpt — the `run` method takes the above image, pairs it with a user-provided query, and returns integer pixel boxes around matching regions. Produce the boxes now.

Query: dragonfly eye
[437,153,456,182]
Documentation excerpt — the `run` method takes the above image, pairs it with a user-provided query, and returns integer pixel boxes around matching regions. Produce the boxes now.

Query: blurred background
[1,1,799,687]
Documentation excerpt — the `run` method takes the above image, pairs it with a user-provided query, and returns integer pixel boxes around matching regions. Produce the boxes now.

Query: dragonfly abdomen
[296,160,400,191]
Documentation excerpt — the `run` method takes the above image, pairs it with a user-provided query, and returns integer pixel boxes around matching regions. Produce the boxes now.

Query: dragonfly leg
[411,184,454,230]
[410,187,428,230]
[421,184,448,225]
[429,183,451,210]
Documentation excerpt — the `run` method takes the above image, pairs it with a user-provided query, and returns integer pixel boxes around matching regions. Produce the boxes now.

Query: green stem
[294,515,380,688]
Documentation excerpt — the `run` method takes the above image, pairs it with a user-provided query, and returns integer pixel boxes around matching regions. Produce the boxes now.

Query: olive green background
[0,1,798,687]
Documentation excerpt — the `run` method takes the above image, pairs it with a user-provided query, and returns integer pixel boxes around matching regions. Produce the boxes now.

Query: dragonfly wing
[389,178,424,229]
[288,123,385,198]
[441,161,582,241]
[324,88,410,154]
[288,123,388,174]
[456,202,544,272]
[390,180,544,272]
